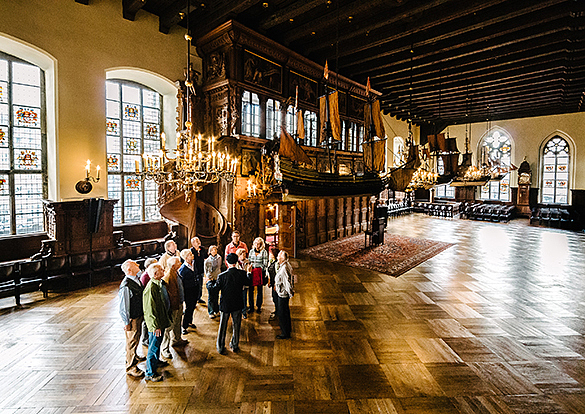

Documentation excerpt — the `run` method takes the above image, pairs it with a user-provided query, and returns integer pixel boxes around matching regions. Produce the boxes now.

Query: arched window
[0,52,47,235]
[303,110,318,146]
[479,129,511,202]
[106,80,162,224]
[541,136,570,204]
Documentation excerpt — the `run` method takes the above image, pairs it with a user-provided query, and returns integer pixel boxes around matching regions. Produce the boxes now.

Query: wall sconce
[75,159,101,194]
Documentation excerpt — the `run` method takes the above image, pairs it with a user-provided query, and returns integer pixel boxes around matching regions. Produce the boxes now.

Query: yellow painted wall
[1,0,191,200]
[446,112,585,194]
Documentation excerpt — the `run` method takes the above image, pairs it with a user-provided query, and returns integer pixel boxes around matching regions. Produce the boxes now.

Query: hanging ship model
[269,71,420,201]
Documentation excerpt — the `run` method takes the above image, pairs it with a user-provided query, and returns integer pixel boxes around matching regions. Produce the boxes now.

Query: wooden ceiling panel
[121,0,585,125]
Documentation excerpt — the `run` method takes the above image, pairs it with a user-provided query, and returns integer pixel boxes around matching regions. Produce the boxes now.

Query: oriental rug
[300,232,453,277]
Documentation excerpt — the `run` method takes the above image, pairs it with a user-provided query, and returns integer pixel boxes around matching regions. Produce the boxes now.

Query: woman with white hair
[247,237,268,313]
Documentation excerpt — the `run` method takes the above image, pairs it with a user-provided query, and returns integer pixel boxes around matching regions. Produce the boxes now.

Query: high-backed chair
[44,255,69,293]
[0,262,17,305]
[17,259,45,299]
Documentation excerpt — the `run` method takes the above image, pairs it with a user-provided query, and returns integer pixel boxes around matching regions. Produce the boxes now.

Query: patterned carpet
[300,231,454,277]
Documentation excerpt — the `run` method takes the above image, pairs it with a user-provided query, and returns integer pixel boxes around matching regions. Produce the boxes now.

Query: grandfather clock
[517,159,531,216]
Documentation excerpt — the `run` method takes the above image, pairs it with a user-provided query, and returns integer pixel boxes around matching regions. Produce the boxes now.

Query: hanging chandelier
[134,0,236,199]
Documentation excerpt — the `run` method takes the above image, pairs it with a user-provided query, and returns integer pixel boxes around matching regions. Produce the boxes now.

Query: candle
[295,85,298,110]
[161,132,166,151]
[96,165,100,180]
[86,159,91,178]
[233,159,238,174]
[198,151,202,169]
[253,184,257,196]
[135,160,139,173]
[212,152,216,169]
[247,179,252,197]
[211,136,215,152]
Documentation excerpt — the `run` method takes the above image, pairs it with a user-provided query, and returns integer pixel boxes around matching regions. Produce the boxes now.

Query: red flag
[366,77,371,96]
[324,60,329,81]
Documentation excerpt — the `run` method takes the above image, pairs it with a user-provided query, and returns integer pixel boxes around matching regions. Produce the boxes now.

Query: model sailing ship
[272,70,420,200]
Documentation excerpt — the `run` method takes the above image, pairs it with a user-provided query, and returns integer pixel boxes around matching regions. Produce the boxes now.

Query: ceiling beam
[123,0,146,21]
[158,0,189,34]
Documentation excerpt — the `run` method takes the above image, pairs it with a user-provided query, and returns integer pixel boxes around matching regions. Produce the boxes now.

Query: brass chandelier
[134,0,236,198]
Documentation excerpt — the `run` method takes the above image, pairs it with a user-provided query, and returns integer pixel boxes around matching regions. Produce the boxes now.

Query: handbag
[251,267,263,287]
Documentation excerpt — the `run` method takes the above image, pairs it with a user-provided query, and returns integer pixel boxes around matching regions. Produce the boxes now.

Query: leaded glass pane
[14,174,43,234]
[123,103,140,121]
[107,136,120,153]
[144,123,159,139]
[108,175,122,224]
[13,106,40,127]
[0,175,10,235]
[107,153,121,172]
[123,137,141,154]
[106,81,120,100]
[0,126,7,147]
[12,84,40,107]
[0,60,7,81]
[479,130,511,201]
[144,139,160,153]
[145,204,160,221]
[541,136,570,204]
[106,100,120,118]
[14,127,41,149]
[142,89,160,107]
[14,149,41,170]
[12,62,40,86]
[123,155,141,173]
[0,104,7,125]
[0,148,9,170]
[122,84,140,104]
[122,120,141,138]
[0,81,8,104]
[106,118,120,136]
[143,107,159,123]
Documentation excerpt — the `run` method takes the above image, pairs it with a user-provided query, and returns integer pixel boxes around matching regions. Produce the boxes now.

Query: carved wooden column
[336,198,345,239]
[317,198,327,244]
[353,197,361,233]
[360,196,369,232]
[345,197,353,236]
[306,199,318,246]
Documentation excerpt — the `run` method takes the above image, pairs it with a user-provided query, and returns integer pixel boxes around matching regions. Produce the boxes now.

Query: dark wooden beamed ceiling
[97,0,585,126]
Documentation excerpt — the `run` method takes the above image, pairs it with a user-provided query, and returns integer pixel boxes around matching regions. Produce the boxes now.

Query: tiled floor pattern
[1,214,584,413]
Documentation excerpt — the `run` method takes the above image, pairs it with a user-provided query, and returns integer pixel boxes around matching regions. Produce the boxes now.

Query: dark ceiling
[86,0,585,126]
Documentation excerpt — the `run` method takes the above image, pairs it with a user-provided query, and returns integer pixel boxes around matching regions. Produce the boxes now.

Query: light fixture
[75,159,101,194]
[134,0,236,202]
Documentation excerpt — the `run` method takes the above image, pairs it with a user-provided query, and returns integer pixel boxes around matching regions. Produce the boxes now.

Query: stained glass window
[0,53,46,236]
[479,130,511,202]
[241,90,260,137]
[266,99,281,140]
[106,80,161,224]
[304,110,318,146]
[541,136,569,204]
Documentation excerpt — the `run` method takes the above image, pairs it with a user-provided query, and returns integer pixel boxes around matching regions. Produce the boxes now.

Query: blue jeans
[217,310,242,352]
[146,331,163,377]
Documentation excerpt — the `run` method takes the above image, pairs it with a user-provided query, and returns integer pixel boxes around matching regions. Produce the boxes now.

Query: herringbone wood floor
[1,214,585,413]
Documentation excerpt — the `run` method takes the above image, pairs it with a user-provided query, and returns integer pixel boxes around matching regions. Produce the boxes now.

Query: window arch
[106,80,162,224]
[0,52,47,235]
[479,129,512,202]
[541,136,570,204]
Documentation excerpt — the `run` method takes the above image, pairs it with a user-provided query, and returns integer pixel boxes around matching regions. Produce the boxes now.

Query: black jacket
[213,267,252,313]
[190,246,208,275]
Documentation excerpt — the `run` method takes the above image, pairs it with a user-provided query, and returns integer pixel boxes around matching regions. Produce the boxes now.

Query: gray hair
[121,259,137,275]
[144,258,158,268]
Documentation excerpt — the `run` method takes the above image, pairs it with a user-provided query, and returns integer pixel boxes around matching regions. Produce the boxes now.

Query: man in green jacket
[143,263,171,382]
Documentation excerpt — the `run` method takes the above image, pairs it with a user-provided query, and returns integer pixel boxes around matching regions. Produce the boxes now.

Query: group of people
[118,231,295,382]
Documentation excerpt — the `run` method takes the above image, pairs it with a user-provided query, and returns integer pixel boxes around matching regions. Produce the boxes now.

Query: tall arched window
[106,80,162,224]
[0,52,47,235]
[241,90,260,137]
[479,129,511,202]
[266,98,281,140]
[541,136,569,204]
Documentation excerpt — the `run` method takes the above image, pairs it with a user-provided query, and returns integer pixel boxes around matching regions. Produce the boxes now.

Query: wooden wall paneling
[306,199,318,247]
[336,198,345,239]
[327,198,336,241]
[277,203,294,256]
[345,197,354,236]
[295,201,307,250]
[353,197,361,234]
[317,198,328,244]
[237,202,260,248]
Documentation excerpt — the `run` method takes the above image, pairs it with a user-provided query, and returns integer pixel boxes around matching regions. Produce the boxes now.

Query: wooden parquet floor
[1,214,585,413]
